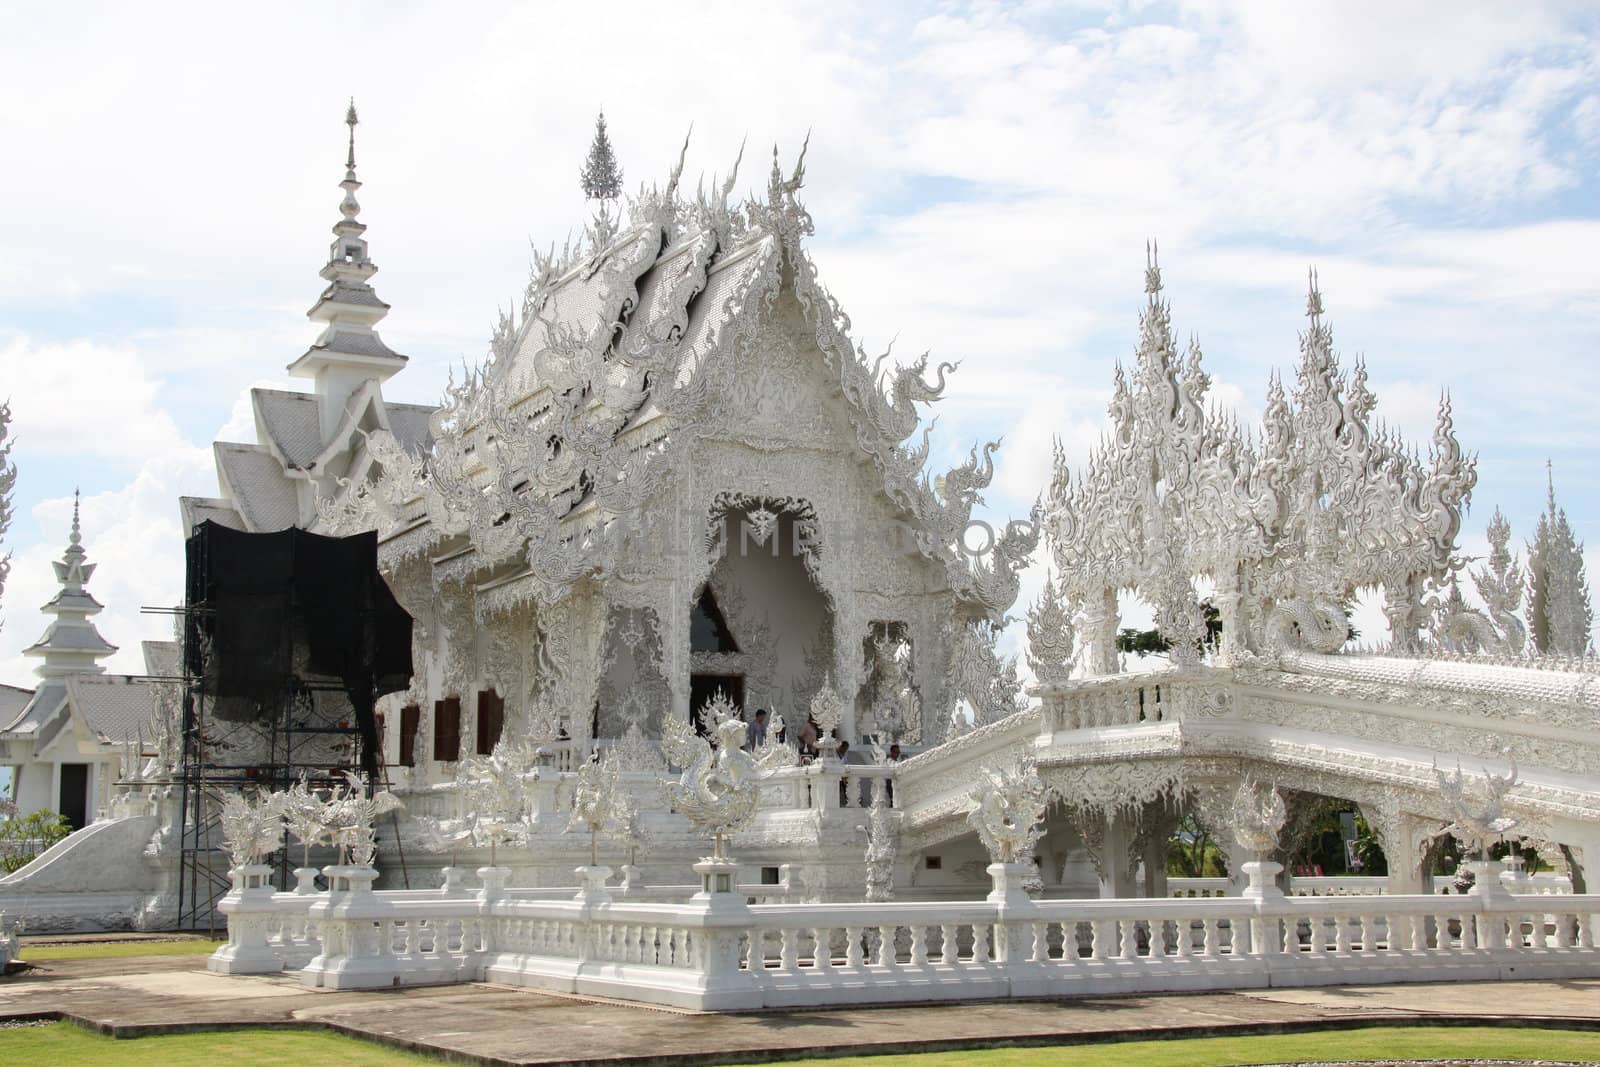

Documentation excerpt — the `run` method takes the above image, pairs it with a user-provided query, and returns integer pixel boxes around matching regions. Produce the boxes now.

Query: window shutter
[433,697,461,762]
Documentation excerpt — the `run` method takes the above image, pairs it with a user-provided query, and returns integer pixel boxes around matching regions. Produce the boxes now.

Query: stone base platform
[1,954,1596,1065]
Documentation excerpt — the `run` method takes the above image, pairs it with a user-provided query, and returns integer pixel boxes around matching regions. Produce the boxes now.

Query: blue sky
[1,0,1597,683]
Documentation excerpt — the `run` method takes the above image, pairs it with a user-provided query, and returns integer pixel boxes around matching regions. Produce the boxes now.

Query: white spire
[1527,461,1593,656]
[286,100,408,431]
[22,490,118,679]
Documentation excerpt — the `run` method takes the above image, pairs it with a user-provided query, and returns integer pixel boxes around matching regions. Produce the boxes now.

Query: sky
[1,0,1597,687]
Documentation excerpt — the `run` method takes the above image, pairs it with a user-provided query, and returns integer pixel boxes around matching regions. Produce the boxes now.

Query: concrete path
[0,954,1596,1066]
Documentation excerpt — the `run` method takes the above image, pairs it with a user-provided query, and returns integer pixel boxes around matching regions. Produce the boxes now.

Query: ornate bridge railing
[212,861,1600,1010]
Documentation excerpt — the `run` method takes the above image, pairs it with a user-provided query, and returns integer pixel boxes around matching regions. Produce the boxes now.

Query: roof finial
[1143,240,1162,297]
[345,98,359,175]
[580,110,624,201]
[70,487,81,547]
[1306,266,1324,321]
[1547,458,1556,515]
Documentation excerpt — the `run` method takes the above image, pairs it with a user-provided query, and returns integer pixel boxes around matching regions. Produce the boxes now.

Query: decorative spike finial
[70,487,81,547]
[1306,266,1324,320]
[580,110,624,201]
[1144,240,1162,296]
[345,98,359,173]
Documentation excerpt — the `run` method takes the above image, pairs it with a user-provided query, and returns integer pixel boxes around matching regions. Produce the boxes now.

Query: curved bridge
[893,652,1600,894]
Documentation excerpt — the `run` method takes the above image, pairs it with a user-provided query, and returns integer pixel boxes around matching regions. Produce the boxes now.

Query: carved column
[1213,566,1248,665]
[1383,576,1423,652]
[1080,587,1120,677]
[1359,801,1426,894]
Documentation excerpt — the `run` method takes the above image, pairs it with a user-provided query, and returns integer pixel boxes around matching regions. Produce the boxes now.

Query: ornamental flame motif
[1230,776,1286,855]
[1047,253,1475,662]
[966,753,1051,864]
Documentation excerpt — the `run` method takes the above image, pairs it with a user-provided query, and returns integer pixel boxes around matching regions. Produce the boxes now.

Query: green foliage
[1281,794,1387,876]
[1115,601,1223,657]
[1166,812,1228,878]
[1117,599,1358,657]
[21,939,225,961]
[5,1022,1595,1067]
[0,803,72,873]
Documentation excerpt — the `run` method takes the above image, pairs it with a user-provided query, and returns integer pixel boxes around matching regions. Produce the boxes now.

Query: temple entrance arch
[682,495,836,740]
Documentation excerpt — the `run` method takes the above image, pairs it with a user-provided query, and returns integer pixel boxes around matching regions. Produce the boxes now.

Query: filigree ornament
[1472,508,1527,654]
[1026,572,1075,685]
[1047,255,1475,666]
[613,721,665,773]
[1230,776,1286,855]
[746,507,778,547]
[660,713,768,858]
[565,750,627,864]
[453,742,536,852]
[320,771,405,867]
[808,671,846,740]
[219,792,281,869]
[966,753,1052,864]
[1434,756,1519,858]
[859,789,898,902]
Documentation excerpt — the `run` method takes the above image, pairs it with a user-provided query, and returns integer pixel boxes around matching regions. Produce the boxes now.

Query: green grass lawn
[0,1023,1595,1067]
[0,1023,438,1065]
[19,939,225,962]
[732,1026,1600,1066]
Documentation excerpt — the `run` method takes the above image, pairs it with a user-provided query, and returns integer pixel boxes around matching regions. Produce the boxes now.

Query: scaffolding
[174,661,372,933]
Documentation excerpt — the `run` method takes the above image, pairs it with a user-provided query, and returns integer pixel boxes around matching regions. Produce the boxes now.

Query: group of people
[741,708,902,766]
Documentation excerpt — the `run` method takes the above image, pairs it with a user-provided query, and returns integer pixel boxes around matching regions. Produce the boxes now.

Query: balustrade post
[293,867,321,895]
[208,864,284,975]
[476,866,510,903]
[574,865,614,903]
[685,856,761,1009]
[1466,860,1511,950]
[299,864,392,990]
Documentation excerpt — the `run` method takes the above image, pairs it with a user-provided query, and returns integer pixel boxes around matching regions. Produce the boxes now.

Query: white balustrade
[213,859,1600,1009]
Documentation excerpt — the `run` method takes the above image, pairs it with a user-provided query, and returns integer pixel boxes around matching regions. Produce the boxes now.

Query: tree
[0,800,71,874]
[1527,465,1592,656]
[1166,811,1228,878]
[579,111,624,201]
[0,399,14,633]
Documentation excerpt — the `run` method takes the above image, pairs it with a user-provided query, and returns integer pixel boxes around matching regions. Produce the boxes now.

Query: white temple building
[0,496,168,829]
[0,110,1595,1010]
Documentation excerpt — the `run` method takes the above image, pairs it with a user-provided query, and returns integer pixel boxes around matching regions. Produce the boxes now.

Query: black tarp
[183,521,413,781]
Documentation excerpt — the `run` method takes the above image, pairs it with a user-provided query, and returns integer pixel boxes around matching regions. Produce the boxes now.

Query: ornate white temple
[1,109,1596,1009]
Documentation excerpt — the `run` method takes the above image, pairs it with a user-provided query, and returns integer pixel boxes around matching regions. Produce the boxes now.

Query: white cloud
[0,0,1596,691]
[0,450,213,684]
[0,336,188,462]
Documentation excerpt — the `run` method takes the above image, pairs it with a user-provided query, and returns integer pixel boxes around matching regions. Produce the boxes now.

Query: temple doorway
[58,762,89,831]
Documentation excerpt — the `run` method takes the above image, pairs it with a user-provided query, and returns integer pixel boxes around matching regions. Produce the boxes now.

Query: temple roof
[253,388,324,469]
[213,442,301,532]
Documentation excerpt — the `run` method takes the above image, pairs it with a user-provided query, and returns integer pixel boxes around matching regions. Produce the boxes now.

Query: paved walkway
[0,954,1595,1066]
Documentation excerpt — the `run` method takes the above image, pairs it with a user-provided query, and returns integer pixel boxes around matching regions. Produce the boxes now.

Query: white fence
[211,859,1600,1011]
[1170,873,1574,898]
